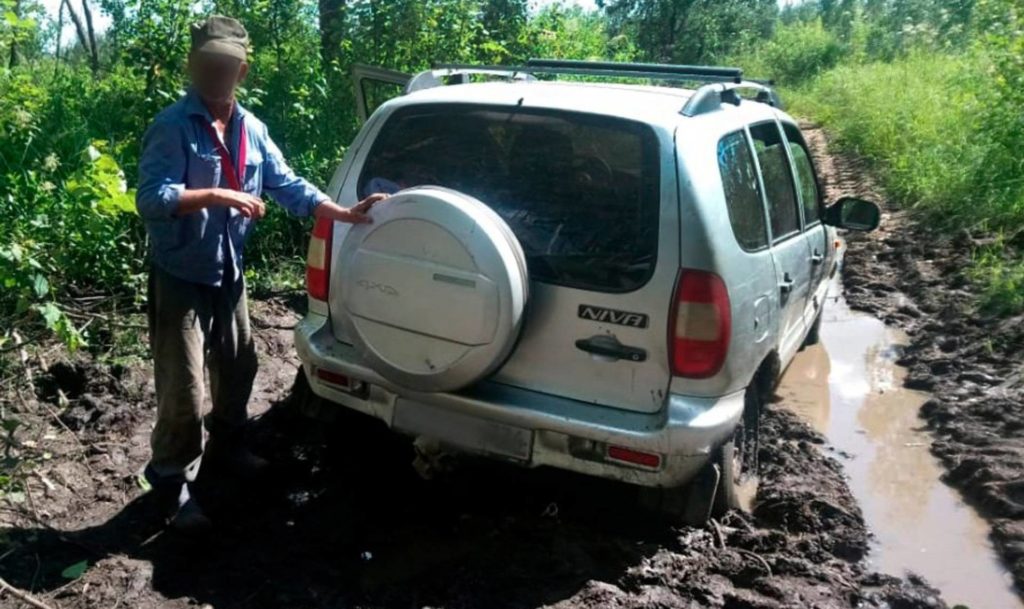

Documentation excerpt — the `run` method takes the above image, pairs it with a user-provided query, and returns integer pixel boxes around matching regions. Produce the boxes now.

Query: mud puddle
[777,271,1021,609]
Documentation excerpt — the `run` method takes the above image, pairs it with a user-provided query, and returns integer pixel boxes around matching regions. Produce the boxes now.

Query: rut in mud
[804,124,1024,596]
[0,159,957,608]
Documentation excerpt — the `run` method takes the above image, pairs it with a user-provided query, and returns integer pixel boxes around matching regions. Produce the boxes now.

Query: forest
[1,0,1022,358]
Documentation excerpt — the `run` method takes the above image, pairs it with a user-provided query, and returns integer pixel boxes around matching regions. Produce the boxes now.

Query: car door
[780,121,830,315]
[352,64,412,123]
[748,121,811,365]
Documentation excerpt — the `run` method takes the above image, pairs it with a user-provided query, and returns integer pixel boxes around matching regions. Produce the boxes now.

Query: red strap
[201,118,247,192]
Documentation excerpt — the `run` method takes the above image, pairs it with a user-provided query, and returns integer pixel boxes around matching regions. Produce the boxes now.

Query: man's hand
[174,188,267,218]
[213,188,266,219]
[314,193,390,225]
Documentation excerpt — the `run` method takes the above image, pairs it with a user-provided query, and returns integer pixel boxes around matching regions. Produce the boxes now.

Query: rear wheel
[290,367,334,422]
[714,386,761,514]
[641,385,761,524]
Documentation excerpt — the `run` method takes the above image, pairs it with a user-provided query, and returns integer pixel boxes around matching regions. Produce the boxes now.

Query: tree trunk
[54,0,65,77]
[8,0,20,68]
[318,0,347,67]
[80,0,100,73]
[62,0,92,69]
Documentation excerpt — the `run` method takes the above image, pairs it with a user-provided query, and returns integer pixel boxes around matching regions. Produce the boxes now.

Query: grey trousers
[147,265,258,475]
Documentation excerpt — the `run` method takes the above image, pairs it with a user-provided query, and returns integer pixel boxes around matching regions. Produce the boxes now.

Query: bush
[730,20,843,85]
[788,47,1023,313]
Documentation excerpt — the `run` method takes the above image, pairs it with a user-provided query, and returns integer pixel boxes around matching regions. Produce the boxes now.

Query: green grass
[783,51,1024,314]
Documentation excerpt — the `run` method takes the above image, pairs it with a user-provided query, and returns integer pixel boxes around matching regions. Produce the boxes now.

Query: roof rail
[525,58,743,83]
[681,81,784,117]
[408,64,536,93]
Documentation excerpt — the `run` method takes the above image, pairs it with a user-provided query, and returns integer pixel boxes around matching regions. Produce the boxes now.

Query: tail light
[306,217,333,302]
[669,269,731,379]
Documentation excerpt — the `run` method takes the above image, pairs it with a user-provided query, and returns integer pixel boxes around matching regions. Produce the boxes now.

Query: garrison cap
[190,15,250,61]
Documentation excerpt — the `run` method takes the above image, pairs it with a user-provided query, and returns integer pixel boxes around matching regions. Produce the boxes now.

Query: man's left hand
[314,193,390,225]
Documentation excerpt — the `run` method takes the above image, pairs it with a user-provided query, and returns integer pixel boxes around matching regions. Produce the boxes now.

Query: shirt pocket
[187,148,222,189]
[243,149,263,193]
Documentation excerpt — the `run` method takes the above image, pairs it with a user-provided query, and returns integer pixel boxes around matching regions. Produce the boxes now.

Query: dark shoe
[171,484,212,532]
[143,463,186,494]
[141,464,211,531]
[203,437,269,479]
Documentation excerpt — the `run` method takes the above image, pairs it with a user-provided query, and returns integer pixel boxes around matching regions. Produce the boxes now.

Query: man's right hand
[214,189,266,219]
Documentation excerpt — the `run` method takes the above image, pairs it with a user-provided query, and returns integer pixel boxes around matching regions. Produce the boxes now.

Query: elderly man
[136,15,386,529]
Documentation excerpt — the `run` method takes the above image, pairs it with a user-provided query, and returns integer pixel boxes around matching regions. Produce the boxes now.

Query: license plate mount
[393,399,533,462]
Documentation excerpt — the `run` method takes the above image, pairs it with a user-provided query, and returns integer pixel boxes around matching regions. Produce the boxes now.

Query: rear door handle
[810,249,824,265]
[575,335,647,362]
[779,272,794,295]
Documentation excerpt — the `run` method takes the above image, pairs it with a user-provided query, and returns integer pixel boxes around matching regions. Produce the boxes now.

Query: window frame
[779,120,824,231]
[746,119,805,246]
[716,128,771,253]
[354,102,664,295]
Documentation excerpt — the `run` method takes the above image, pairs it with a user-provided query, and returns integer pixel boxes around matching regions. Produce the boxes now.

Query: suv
[294,59,879,522]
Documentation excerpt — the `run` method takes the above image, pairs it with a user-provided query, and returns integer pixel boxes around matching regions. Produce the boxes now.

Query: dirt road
[0,138,970,608]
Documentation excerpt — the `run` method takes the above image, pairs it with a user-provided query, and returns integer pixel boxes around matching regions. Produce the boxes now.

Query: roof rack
[404,59,781,115]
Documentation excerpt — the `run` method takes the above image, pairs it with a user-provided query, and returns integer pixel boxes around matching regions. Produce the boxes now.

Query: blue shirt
[136,88,329,286]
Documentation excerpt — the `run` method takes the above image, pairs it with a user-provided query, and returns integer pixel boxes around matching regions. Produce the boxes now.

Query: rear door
[748,121,811,364]
[350,104,677,413]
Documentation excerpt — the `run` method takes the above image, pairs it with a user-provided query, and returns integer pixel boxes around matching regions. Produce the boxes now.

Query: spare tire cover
[338,186,529,392]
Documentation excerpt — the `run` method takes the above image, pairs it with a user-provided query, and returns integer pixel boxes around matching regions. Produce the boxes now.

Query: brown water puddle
[777,273,1022,609]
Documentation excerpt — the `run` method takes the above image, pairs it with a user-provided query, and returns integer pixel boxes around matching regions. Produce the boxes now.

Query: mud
[804,125,1024,598]
[0,290,948,607]
[779,276,1020,608]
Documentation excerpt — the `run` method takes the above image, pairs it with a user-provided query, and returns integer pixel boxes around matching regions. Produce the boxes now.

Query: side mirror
[823,197,881,231]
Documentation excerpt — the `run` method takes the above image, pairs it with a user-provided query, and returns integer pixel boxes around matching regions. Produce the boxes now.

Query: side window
[782,123,821,226]
[749,122,801,242]
[717,131,768,251]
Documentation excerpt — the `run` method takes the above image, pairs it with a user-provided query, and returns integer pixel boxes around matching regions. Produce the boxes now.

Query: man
[136,15,387,529]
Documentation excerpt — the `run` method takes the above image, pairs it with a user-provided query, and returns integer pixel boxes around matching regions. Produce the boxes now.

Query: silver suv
[294,60,879,522]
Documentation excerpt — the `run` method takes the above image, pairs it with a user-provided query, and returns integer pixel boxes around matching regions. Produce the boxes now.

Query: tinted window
[782,123,821,226]
[717,131,768,251]
[749,122,801,241]
[359,105,660,292]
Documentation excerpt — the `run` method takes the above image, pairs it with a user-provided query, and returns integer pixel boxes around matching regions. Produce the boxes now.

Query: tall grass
[779,51,1024,314]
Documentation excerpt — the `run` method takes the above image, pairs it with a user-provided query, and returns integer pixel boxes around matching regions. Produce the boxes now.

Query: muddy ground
[806,126,1024,593]
[0,142,959,608]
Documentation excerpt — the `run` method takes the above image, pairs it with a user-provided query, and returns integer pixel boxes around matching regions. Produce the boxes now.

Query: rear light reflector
[607,446,662,469]
[316,367,351,388]
[669,269,731,379]
[306,217,333,302]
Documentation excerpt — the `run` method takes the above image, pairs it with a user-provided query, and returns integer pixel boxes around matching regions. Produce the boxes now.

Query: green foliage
[972,242,1024,315]
[601,0,777,64]
[1,0,635,352]
[780,0,1024,314]
[789,53,984,224]
[729,19,843,85]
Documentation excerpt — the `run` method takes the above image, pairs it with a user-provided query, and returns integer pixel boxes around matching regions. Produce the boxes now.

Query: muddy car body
[294,60,879,520]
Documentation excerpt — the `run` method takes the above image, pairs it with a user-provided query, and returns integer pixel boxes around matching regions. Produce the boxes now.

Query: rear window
[358,104,661,292]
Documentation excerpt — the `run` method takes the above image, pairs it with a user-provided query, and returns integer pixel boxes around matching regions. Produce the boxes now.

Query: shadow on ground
[1,385,662,609]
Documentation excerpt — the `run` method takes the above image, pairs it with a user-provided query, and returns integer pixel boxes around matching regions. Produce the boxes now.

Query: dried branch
[0,577,58,609]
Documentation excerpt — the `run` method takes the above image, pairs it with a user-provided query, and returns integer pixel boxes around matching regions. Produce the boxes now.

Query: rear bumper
[294,313,744,488]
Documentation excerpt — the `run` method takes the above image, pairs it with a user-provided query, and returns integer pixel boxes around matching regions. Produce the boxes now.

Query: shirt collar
[184,87,248,122]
